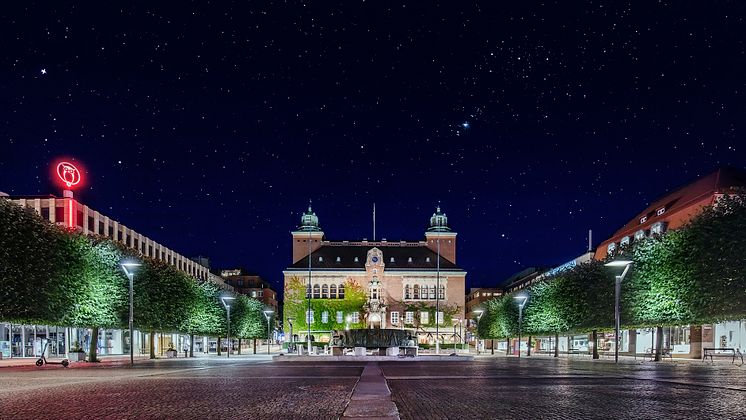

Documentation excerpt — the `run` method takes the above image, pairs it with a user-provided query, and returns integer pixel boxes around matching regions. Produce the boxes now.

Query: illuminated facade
[283,205,467,345]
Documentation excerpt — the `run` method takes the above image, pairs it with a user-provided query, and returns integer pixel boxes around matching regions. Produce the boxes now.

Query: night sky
[3,2,746,294]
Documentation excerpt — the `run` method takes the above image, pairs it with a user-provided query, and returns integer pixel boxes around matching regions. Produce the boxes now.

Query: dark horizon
[3,2,746,294]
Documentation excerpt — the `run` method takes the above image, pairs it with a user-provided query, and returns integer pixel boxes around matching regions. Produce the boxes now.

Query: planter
[165,350,178,358]
[68,351,86,362]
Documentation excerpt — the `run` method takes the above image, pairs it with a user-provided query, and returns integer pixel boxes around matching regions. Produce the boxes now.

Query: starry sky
[2,2,746,295]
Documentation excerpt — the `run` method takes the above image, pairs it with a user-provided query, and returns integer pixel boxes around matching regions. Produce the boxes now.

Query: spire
[427,204,451,232]
[298,201,321,231]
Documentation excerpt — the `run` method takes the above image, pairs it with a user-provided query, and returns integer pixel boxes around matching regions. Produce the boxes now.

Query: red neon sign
[56,162,82,188]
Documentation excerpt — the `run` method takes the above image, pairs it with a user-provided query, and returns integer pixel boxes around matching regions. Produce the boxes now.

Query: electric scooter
[35,340,69,368]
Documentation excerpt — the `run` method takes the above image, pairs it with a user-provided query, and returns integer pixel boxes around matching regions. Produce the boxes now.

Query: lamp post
[514,295,528,359]
[287,317,294,354]
[605,260,633,364]
[220,296,235,358]
[263,310,274,355]
[120,261,141,366]
[473,309,484,354]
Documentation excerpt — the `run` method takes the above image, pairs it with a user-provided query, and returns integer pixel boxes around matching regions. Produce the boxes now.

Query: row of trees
[0,199,270,361]
[478,194,746,350]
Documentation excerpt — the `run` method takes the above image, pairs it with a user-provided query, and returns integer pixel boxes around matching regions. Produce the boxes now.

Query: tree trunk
[189,334,194,358]
[689,325,703,360]
[491,339,494,355]
[505,337,511,355]
[253,338,257,354]
[217,337,222,356]
[654,326,664,362]
[89,327,100,363]
[149,331,156,359]
[527,336,532,356]
[554,332,559,358]
[592,330,599,359]
[238,338,242,355]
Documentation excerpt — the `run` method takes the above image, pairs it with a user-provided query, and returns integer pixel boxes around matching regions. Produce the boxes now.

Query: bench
[640,348,672,361]
[703,348,744,364]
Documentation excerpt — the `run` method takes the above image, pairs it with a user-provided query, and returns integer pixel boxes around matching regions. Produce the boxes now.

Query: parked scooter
[35,340,69,368]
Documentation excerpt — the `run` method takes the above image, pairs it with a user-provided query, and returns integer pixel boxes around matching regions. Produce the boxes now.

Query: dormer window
[634,230,646,241]
[607,242,617,255]
[426,257,431,263]
[408,257,413,263]
[318,256,323,262]
[651,221,667,235]
[656,207,666,216]
[390,257,395,263]
[620,236,630,247]
[354,257,359,262]
[639,216,648,224]
[336,256,341,262]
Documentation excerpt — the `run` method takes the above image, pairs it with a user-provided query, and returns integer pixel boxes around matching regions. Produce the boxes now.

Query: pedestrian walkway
[342,362,399,419]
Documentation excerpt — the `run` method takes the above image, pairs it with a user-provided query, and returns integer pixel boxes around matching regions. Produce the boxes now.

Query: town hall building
[283,205,467,346]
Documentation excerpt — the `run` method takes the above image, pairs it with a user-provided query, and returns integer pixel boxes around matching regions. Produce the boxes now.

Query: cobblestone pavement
[1,356,745,419]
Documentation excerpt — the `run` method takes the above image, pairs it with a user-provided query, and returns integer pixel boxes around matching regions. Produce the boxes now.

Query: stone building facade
[283,205,467,345]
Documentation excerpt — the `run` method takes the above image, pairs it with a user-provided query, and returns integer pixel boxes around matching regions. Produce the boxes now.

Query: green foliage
[0,199,265,339]
[283,276,367,331]
[480,194,746,337]
[400,301,460,329]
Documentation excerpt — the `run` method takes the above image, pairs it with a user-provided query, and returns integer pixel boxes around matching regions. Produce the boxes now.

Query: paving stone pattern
[1,356,745,419]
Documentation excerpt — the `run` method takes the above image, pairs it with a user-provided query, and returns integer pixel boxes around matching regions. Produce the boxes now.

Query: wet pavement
[0,355,744,419]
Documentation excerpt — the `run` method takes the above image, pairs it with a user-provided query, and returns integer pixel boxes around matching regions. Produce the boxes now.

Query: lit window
[351,312,359,323]
[656,207,666,216]
[336,311,343,323]
[620,236,630,247]
[336,256,341,262]
[426,257,431,263]
[390,257,395,262]
[408,257,413,262]
[436,311,444,325]
[634,230,646,241]
[318,256,323,262]
[354,257,359,262]
[438,285,445,299]
[651,221,667,235]
[420,312,429,324]
[321,311,329,323]
[391,311,400,325]
[306,310,314,324]
[405,312,414,324]
[251,291,257,297]
[639,216,647,224]
[258,291,263,297]
[607,242,617,254]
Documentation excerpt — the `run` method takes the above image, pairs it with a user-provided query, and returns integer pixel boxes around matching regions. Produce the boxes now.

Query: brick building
[283,204,467,345]
[219,269,279,315]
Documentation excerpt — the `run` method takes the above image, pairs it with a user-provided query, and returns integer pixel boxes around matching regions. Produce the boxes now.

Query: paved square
[0,356,744,419]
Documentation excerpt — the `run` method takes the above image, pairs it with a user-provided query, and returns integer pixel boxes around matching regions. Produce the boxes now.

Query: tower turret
[291,203,325,264]
[425,205,457,263]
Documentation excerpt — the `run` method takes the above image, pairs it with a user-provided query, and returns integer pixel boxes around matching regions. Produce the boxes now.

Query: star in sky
[462,121,470,129]
[40,68,46,75]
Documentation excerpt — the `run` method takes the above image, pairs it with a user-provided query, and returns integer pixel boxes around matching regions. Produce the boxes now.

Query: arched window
[413,284,420,299]
[306,284,311,299]
[330,284,337,299]
[429,285,436,300]
[405,284,411,300]
[313,284,320,299]
[338,283,345,299]
[321,284,329,298]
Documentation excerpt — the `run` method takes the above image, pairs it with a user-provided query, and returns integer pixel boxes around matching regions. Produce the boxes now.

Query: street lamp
[605,260,633,363]
[473,309,484,354]
[287,317,294,354]
[220,296,235,358]
[513,295,528,359]
[263,310,274,355]
[120,261,141,366]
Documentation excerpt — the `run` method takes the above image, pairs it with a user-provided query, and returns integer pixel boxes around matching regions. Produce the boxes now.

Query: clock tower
[364,247,387,329]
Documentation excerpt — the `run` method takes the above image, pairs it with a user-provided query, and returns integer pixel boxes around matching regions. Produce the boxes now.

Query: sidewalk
[0,351,278,369]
